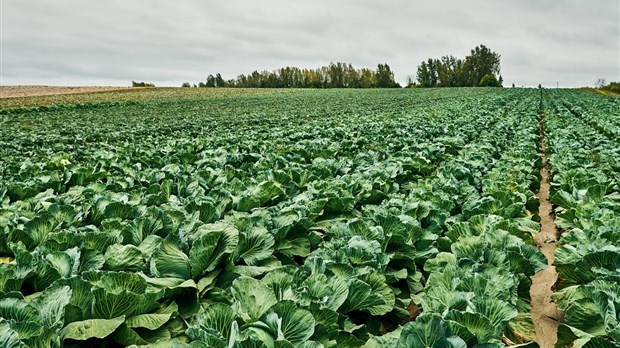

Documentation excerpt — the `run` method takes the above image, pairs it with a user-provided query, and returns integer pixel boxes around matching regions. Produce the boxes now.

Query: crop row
[551,89,620,142]
[372,95,544,347]
[543,93,620,347]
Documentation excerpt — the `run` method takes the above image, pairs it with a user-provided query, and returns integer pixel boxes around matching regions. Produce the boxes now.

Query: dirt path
[530,104,562,348]
[0,86,134,99]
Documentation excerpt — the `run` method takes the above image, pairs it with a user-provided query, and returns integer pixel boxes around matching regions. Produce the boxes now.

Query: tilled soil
[0,86,133,99]
[530,113,562,348]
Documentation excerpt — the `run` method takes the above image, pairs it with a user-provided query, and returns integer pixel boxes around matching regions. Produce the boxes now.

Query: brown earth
[530,112,563,348]
[0,86,284,108]
[0,85,135,99]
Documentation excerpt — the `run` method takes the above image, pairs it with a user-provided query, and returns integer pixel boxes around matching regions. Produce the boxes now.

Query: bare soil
[0,85,134,99]
[530,112,562,348]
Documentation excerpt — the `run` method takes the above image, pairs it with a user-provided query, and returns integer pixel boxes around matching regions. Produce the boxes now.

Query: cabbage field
[0,88,618,347]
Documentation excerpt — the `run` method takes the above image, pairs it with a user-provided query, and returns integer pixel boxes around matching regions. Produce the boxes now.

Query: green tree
[600,81,620,93]
[428,59,439,87]
[327,62,345,88]
[375,63,399,88]
[414,45,501,88]
[215,73,226,87]
[416,61,432,87]
[202,62,400,89]
[359,68,375,88]
[131,81,155,87]
[302,68,321,88]
[462,45,501,86]
[344,63,360,87]
[206,75,216,87]
[437,55,462,87]
[478,73,501,87]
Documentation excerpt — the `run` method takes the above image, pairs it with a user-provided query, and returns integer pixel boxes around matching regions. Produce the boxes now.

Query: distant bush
[600,82,620,94]
[478,73,501,87]
[181,82,191,88]
[132,81,155,87]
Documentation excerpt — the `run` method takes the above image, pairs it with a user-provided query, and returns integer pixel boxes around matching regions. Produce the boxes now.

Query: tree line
[131,81,155,87]
[182,63,400,88]
[179,45,504,88]
[409,45,502,88]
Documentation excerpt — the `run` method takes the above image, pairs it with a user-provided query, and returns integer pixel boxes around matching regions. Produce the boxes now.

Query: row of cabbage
[369,95,545,347]
[552,89,620,142]
[0,89,543,347]
[543,91,620,347]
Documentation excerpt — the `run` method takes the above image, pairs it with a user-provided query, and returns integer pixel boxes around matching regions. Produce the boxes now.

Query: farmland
[0,88,618,347]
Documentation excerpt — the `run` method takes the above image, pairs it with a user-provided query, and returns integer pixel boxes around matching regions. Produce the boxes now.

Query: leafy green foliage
[1,88,600,346]
[202,62,400,88]
[545,89,620,346]
[414,45,502,88]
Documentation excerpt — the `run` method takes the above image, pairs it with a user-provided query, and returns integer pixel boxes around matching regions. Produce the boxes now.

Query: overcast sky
[2,0,619,87]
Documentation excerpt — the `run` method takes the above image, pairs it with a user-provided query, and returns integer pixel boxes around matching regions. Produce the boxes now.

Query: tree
[416,59,441,87]
[131,81,155,87]
[595,78,607,88]
[478,73,501,87]
[463,45,501,86]
[375,63,398,88]
[206,75,216,87]
[600,82,620,93]
[416,61,432,87]
[302,68,321,88]
[237,74,247,87]
[345,63,360,87]
[428,59,439,87]
[201,62,400,89]
[327,62,345,88]
[437,55,462,87]
[414,45,501,88]
[215,73,225,87]
[359,68,375,88]
[181,82,191,88]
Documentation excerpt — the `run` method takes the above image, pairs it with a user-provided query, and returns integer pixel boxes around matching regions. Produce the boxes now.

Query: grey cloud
[2,0,618,87]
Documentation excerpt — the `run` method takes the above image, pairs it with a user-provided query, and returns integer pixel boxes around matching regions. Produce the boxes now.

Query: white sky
[2,0,619,87]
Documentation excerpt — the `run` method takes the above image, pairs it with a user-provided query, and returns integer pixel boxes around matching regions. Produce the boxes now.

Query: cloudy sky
[2,0,619,87]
